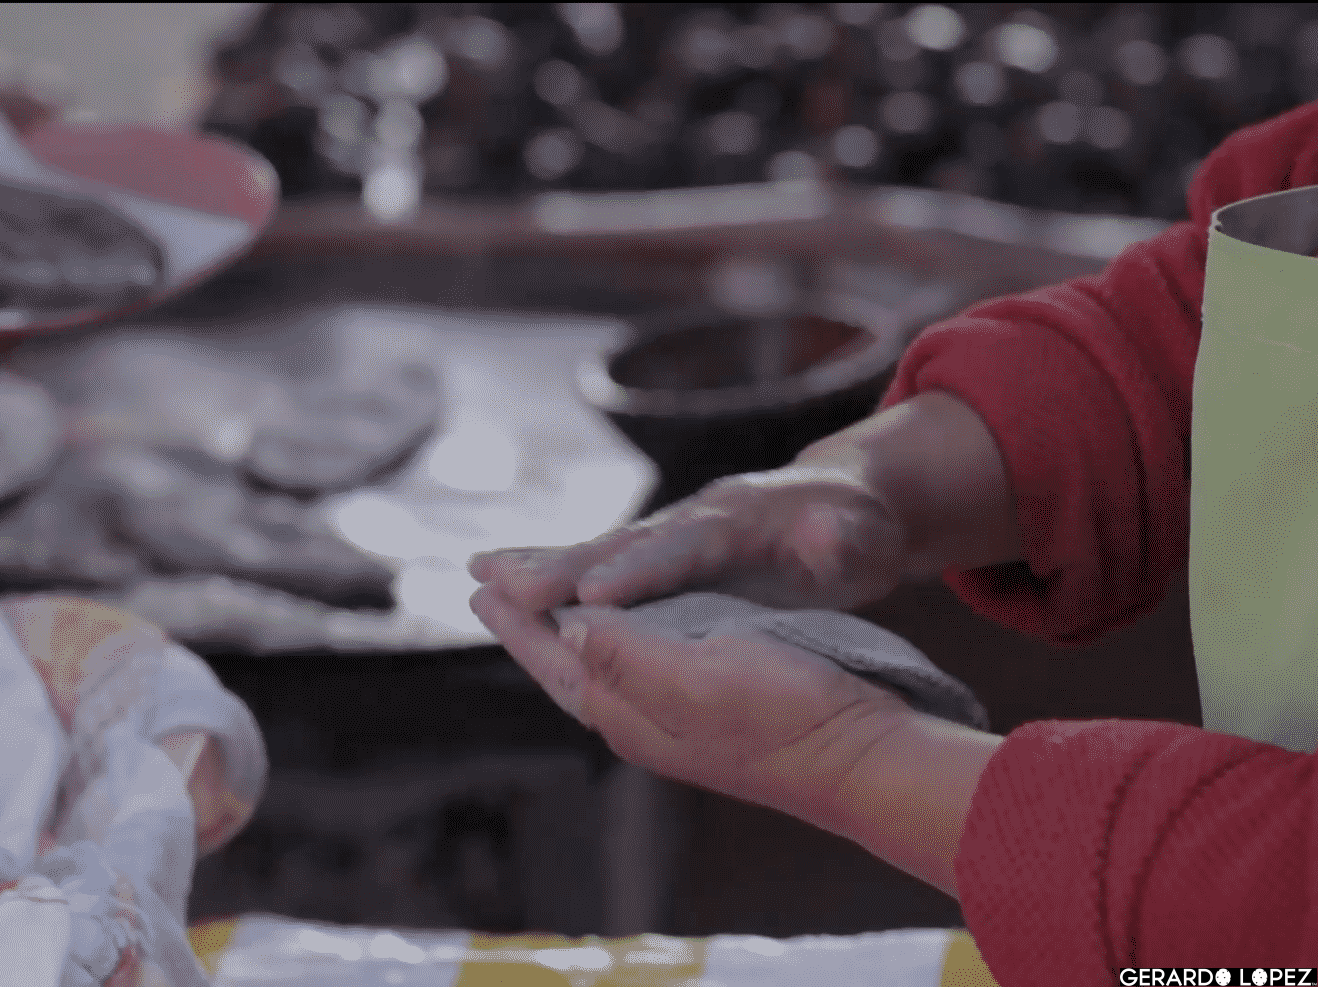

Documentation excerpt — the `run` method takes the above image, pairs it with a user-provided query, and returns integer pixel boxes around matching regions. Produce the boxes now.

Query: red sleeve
[955,720,1318,979]
[880,100,1318,643]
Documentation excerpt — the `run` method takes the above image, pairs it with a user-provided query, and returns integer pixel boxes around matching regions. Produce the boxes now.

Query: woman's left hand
[468,584,914,826]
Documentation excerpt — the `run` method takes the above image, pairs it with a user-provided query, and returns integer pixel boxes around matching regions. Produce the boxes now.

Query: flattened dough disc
[0,370,60,501]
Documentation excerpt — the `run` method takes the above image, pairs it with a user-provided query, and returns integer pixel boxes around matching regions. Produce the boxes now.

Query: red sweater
[880,102,1318,978]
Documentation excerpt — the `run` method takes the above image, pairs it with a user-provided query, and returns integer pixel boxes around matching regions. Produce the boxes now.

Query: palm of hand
[469,585,910,824]
[594,626,909,818]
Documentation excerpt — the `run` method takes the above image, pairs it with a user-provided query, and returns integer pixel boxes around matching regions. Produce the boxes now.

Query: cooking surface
[2,304,656,656]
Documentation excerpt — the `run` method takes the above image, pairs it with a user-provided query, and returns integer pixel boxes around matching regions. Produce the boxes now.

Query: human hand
[468,463,911,615]
[468,584,914,825]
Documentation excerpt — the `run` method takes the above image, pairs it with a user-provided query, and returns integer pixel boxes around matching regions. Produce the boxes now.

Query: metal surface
[7,304,657,656]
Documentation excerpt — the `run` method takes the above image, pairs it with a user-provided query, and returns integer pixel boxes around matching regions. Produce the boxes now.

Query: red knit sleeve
[955,720,1318,981]
[880,100,1318,643]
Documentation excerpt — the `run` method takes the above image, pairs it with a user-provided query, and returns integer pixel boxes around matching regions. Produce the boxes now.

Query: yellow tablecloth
[190,915,999,986]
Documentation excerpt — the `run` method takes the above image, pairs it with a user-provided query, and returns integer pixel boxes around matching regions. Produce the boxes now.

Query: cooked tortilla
[0,180,165,313]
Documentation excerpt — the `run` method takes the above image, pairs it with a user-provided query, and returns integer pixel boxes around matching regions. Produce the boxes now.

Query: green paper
[1191,185,1318,752]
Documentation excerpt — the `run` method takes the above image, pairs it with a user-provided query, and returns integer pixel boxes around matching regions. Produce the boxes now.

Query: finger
[472,527,652,613]
[558,606,700,741]
[472,546,585,612]
[576,509,733,606]
[467,548,538,581]
[469,585,587,723]
[556,608,699,777]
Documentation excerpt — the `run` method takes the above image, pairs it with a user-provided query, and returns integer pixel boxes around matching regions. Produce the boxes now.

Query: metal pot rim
[576,306,895,420]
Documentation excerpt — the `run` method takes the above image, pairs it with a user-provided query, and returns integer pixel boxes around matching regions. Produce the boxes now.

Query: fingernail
[559,622,587,653]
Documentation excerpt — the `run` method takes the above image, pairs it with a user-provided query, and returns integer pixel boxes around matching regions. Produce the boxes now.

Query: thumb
[792,502,870,585]
[555,604,649,692]
[556,605,696,741]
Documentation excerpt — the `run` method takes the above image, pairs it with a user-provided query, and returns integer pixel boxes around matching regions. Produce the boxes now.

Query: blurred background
[9,3,1312,217]
[0,0,1276,945]
[205,2,1313,219]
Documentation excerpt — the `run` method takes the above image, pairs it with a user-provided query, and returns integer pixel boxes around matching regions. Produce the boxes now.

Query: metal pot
[576,306,898,513]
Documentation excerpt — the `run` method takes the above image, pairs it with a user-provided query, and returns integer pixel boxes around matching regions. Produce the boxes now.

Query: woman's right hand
[468,461,912,614]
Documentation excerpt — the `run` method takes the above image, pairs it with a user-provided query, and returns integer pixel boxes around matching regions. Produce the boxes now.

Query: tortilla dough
[0,371,61,502]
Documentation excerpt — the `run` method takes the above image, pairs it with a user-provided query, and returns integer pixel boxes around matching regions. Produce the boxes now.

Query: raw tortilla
[96,444,396,609]
[0,444,396,609]
[242,358,442,495]
[0,371,61,503]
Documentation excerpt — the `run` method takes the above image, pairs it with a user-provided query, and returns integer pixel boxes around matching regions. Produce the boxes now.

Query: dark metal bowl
[576,307,899,513]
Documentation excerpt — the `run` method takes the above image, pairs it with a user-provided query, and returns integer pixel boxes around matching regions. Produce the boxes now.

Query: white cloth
[0,610,267,986]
